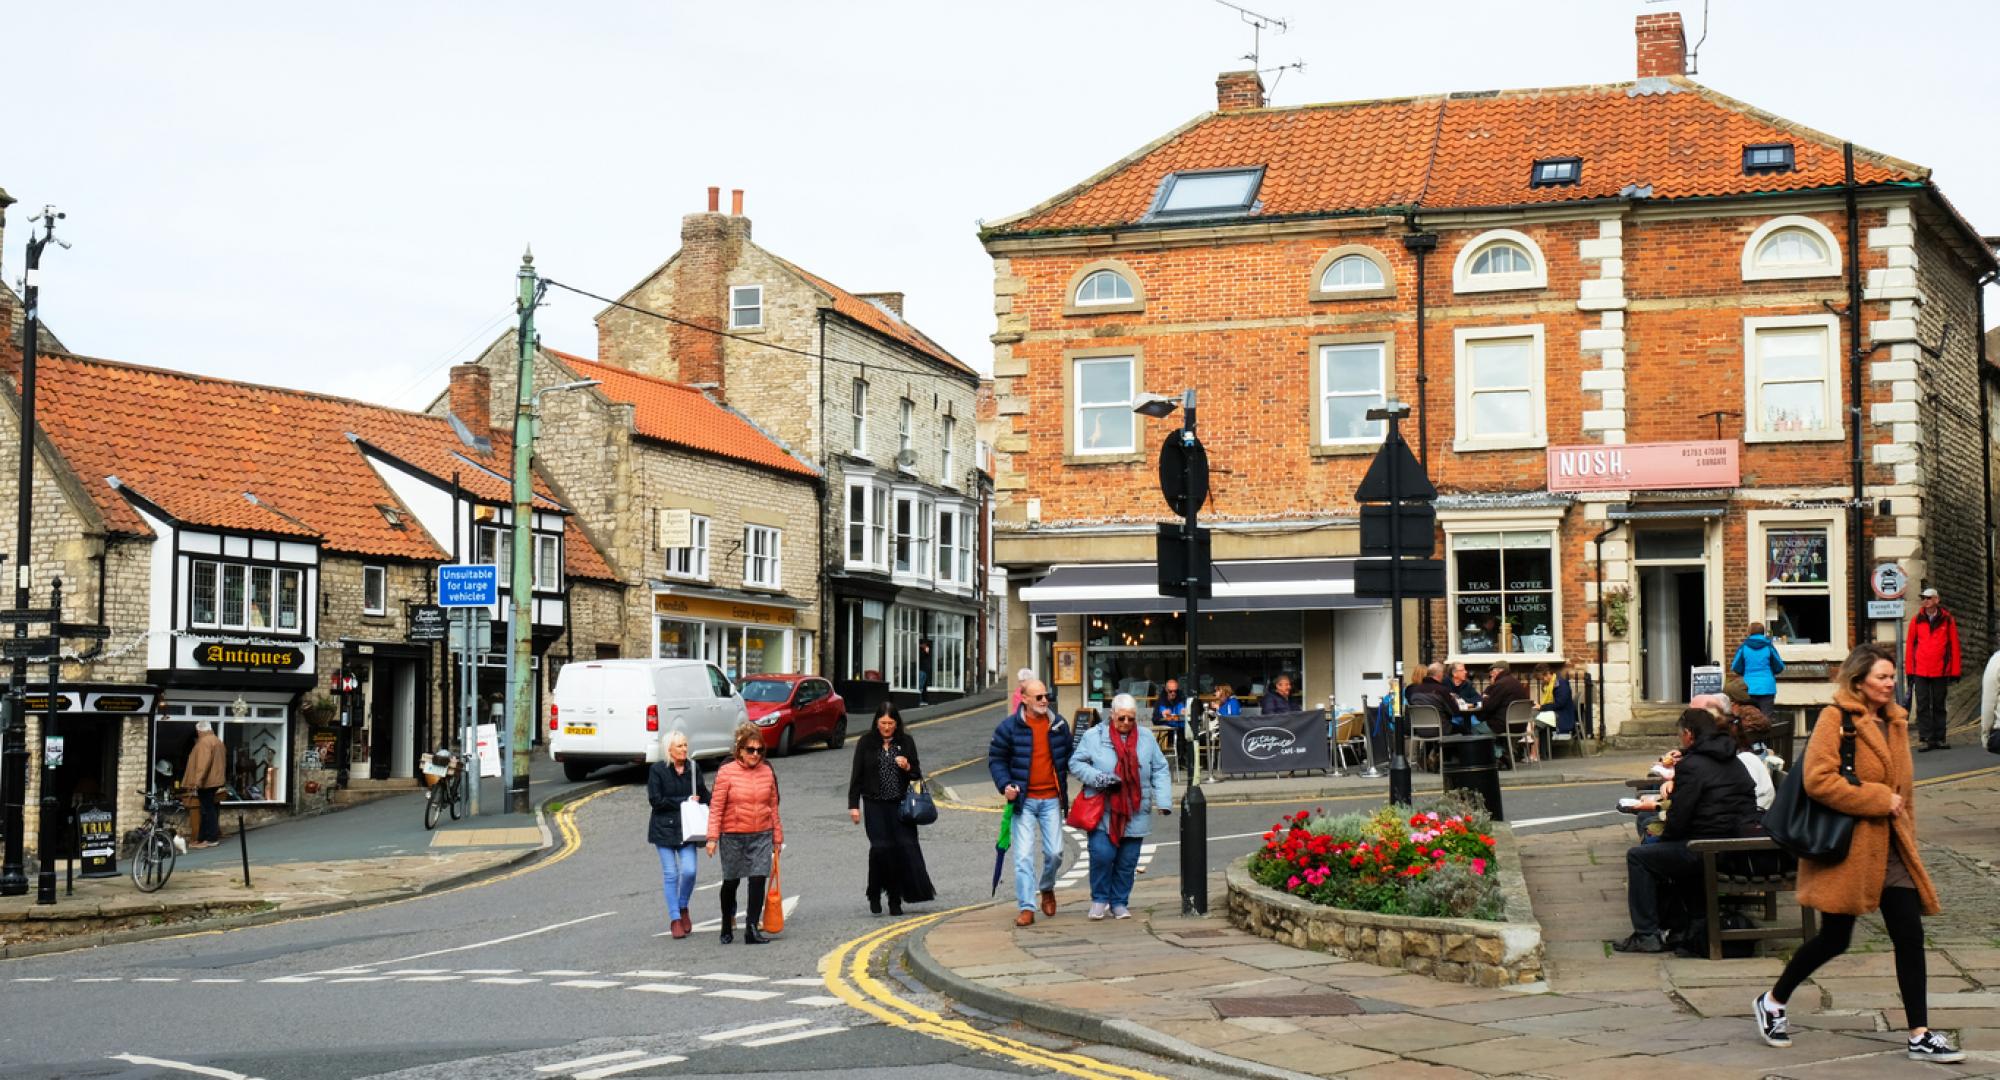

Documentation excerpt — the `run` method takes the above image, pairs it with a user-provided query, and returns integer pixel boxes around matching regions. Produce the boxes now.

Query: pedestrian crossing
[1055,826,1158,889]
[21,967,841,1011]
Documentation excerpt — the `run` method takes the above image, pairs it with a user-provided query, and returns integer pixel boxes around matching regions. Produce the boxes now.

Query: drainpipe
[1843,144,1866,646]
[1402,223,1439,662]
[1592,521,1620,742]
[1980,274,1997,643]
[817,308,830,677]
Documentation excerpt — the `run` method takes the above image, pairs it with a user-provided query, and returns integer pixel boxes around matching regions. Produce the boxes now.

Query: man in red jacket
[1906,587,1961,751]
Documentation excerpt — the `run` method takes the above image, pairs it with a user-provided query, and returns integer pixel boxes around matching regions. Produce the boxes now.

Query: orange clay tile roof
[548,351,820,481]
[2,349,618,581]
[767,257,978,377]
[988,80,1925,236]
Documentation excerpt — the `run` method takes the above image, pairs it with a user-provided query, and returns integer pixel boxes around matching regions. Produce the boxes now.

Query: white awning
[1019,560,1376,615]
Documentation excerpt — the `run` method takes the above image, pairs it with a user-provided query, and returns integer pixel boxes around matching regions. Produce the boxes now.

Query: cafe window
[362,565,387,615]
[1449,531,1557,657]
[190,559,302,633]
[1745,315,1840,442]
[154,700,290,806]
[1759,523,1833,647]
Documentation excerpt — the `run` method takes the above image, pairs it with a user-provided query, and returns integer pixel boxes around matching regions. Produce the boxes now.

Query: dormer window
[1147,167,1264,220]
[1743,143,1794,174]
[1530,157,1581,187]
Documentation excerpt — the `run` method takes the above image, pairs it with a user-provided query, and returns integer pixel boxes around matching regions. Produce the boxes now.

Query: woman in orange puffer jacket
[706,723,784,944]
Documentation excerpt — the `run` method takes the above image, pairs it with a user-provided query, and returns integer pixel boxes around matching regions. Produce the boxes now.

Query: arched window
[1742,216,1841,281]
[1452,229,1547,293]
[1321,255,1384,291]
[1074,269,1134,307]
[1063,261,1145,316]
[1309,245,1394,301]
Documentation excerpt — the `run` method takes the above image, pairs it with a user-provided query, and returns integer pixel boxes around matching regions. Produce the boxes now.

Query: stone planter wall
[1225,824,1545,988]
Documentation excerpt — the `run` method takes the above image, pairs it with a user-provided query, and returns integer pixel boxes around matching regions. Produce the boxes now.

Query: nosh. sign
[438,564,499,608]
[1546,440,1739,492]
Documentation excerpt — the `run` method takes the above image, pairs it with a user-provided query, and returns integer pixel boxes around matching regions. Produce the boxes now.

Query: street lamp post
[1365,403,1415,808]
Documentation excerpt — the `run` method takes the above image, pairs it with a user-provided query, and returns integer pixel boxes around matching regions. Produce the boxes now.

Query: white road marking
[704,988,780,1001]
[694,880,722,892]
[476,977,540,985]
[553,979,624,989]
[533,969,598,976]
[1511,810,1619,828]
[133,977,181,983]
[691,972,766,983]
[741,1025,846,1047]
[329,976,393,984]
[458,967,521,975]
[384,969,449,976]
[701,1018,811,1041]
[536,1050,643,1072]
[687,896,797,933]
[398,975,464,983]
[76,977,123,983]
[13,977,53,982]
[192,978,243,984]
[318,967,376,975]
[615,970,682,978]
[108,1053,266,1080]
[344,911,616,970]
[574,1056,687,1080]
[789,995,843,1008]
[1146,829,1280,848]
[628,982,699,994]
[773,977,825,987]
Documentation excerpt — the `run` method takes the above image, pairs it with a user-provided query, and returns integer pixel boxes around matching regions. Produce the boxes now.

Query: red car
[739,675,848,756]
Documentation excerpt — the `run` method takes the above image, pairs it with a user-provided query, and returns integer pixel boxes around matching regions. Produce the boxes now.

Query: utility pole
[505,250,541,815]
[3,205,65,897]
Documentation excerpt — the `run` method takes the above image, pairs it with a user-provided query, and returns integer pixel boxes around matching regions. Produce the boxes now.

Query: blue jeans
[1013,797,1064,910]
[1088,827,1144,907]
[656,843,699,921]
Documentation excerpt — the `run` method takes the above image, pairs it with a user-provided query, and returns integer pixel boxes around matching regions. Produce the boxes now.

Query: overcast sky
[7,1,1997,410]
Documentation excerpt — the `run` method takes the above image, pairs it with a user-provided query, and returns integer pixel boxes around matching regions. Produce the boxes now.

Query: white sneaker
[1753,993,1791,1048]
[1087,902,1109,920]
[1907,1030,1965,1062]
[1111,905,1133,920]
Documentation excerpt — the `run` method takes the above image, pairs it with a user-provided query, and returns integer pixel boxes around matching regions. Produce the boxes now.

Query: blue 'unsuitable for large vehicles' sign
[438,564,499,608]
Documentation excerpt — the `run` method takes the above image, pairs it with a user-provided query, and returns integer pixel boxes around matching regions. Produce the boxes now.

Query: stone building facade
[592,191,987,709]
[983,14,1998,736]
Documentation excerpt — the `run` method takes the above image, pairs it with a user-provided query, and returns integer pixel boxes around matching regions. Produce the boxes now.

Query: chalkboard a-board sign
[1690,665,1724,700]
[78,808,118,877]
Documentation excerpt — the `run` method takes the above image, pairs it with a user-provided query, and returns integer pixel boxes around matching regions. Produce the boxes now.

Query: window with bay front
[190,560,303,632]
[1450,531,1556,657]
[845,479,890,571]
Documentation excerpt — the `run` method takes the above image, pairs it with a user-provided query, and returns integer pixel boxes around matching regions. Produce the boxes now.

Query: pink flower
[1287,875,1301,889]
[1471,858,1487,876]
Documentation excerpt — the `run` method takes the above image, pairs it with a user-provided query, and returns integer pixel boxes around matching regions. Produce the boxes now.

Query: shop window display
[153,701,288,805]
[1452,532,1555,656]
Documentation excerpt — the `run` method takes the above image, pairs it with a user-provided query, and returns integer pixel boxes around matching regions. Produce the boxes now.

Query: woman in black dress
[847,702,936,915]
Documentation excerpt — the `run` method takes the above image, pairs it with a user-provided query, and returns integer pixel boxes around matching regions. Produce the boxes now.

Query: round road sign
[1871,562,1907,600]
[1158,430,1209,518]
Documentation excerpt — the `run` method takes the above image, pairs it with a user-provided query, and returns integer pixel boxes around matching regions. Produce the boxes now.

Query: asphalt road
[3,702,1992,1080]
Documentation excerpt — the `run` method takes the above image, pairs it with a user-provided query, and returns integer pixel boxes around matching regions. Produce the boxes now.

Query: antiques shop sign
[193,642,306,670]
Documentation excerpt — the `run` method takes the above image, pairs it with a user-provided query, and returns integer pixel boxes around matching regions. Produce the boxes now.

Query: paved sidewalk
[910,767,2000,1078]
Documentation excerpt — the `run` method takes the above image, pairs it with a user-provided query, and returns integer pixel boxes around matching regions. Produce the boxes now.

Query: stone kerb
[1224,824,1545,988]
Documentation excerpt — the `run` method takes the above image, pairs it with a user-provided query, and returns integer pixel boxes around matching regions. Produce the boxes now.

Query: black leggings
[1773,887,1926,1029]
[718,876,768,928]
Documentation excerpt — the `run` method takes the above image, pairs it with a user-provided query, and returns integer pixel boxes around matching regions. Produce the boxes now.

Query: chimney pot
[1634,11,1687,79]
[731,189,744,215]
[1215,69,1266,112]
[707,186,720,212]
[448,364,492,434]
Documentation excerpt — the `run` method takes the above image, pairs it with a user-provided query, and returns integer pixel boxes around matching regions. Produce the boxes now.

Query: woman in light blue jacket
[1069,692,1173,920]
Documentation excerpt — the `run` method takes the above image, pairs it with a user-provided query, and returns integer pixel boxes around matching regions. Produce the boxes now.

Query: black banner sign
[406,604,447,643]
[1217,709,1328,776]
[193,643,306,670]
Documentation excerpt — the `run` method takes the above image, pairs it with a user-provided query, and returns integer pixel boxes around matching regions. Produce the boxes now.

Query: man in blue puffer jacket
[988,678,1072,926]
[1730,622,1786,719]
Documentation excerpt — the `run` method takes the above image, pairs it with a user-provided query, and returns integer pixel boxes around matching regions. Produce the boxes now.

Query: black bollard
[237,814,251,888]
[1180,784,1207,916]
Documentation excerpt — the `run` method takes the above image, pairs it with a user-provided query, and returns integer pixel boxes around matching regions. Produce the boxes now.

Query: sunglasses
[744,746,765,756]
[1028,693,1048,701]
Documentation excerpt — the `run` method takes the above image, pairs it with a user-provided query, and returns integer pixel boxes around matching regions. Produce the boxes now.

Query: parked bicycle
[129,774,187,893]
[422,747,465,830]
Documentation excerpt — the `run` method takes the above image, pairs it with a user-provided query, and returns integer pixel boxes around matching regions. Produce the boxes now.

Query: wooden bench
[1685,836,1817,961]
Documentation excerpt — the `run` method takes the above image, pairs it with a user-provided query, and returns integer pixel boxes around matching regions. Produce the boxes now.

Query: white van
[548,659,747,781]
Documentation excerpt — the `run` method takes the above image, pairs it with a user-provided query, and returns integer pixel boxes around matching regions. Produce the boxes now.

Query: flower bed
[1246,794,1502,921]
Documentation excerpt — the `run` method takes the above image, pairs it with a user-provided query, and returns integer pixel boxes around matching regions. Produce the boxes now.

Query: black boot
[888,891,904,917]
[743,923,768,944]
[744,875,768,942]
[869,892,883,916]
[719,881,738,944]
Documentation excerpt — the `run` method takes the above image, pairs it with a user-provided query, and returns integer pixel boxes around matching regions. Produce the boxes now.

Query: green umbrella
[991,802,1016,896]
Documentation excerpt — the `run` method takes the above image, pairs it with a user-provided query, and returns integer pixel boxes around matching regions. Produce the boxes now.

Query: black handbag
[900,777,938,826]
[1763,711,1860,862]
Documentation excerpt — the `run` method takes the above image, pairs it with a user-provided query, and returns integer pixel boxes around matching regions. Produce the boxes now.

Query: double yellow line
[820,908,1169,1080]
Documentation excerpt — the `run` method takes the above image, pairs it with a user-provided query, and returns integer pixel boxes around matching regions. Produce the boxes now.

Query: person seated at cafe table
[1474,663,1532,762]
[1448,662,1483,711]
[1212,684,1241,717]
[1613,707,1761,953]
[1260,674,1299,714]
[1405,663,1470,733]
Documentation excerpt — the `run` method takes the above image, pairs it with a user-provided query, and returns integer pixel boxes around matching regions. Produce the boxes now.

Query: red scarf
[1106,723,1144,845]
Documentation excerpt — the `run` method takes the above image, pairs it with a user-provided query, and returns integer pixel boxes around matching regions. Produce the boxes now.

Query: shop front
[652,586,811,682]
[22,684,158,858]
[151,636,316,814]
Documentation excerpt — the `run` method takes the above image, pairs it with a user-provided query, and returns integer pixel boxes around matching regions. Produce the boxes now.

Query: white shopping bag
[679,797,710,840]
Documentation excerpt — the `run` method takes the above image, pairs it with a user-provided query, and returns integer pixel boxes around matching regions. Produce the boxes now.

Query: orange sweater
[707,760,783,845]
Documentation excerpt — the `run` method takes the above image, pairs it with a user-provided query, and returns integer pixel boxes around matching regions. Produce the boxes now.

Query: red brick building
[984,14,1997,737]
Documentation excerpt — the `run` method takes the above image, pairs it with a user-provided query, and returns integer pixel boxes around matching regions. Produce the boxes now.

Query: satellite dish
[895,449,918,469]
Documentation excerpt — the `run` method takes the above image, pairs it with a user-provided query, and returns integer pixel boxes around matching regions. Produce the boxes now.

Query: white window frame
[1743,314,1842,444]
[190,561,220,628]
[934,509,959,588]
[1742,215,1841,281]
[888,604,923,691]
[729,285,763,329]
[1439,510,1565,665]
[929,611,966,693]
[189,559,303,633]
[941,415,957,488]
[850,378,868,456]
[362,565,387,615]
[1320,254,1385,293]
[155,701,291,806]
[664,514,711,581]
[1452,228,1547,294]
[1073,269,1135,307]
[1317,341,1388,447]
[1071,354,1136,456]
[743,524,783,590]
[1452,325,1547,452]
[475,524,510,588]
[845,478,881,570]
[898,398,915,460]
[534,533,560,590]
[1746,509,1848,662]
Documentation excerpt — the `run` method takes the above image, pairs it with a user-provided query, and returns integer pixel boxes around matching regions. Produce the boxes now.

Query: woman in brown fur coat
[1752,642,1963,1062]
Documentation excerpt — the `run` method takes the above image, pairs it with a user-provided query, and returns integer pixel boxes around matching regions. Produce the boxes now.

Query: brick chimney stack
[857,292,904,318]
[1635,12,1687,78]
[1216,70,1266,111]
[448,363,491,433]
[670,187,752,401]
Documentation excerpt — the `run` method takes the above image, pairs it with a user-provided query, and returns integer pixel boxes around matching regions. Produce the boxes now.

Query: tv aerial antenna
[1644,0,1710,74]
[1213,0,1305,97]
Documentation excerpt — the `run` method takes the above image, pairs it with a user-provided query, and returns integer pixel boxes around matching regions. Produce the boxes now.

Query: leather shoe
[743,924,768,945]
[670,916,688,939]
[1611,932,1667,954]
[1039,890,1057,917]
[1014,909,1035,927]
